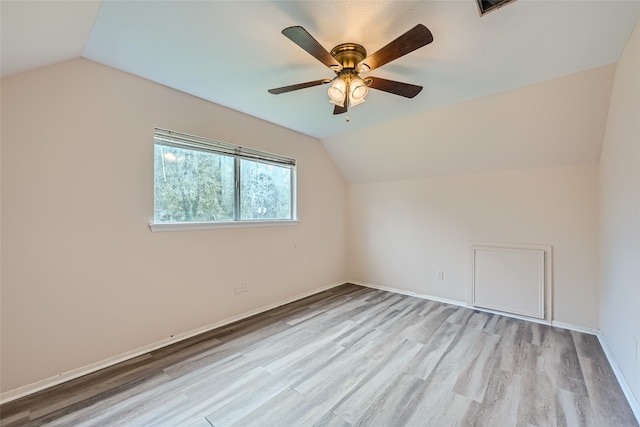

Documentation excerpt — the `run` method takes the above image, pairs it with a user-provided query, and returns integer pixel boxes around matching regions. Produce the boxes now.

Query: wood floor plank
[162,321,290,379]
[452,331,501,402]
[482,312,500,333]
[263,338,345,381]
[424,392,476,427]
[422,321,486,386]
[1,284,637,427]
[516,368,556,426]
[405,320,461,380]
[554,387,593,427]
[465,310,492,330]
[0,352,156,422]
[258,350,382,426]
[529,321,553,348]
[333,323,410,365]
[352,371,424,427]
[231,387,307,427]
[445,305,475,325]
[492,317,527,373]
[375,300,426,336]
[0,411,29,427]
[165,354,263,397]
[547,327,590,397]
[461,367,521,426]
[350,293,404,324]
[202,366,294,427]
[42,372,180,427]
[330,339,423,424]
[402,323,485,426]
[513,341,546,375]
[581,355,638,426]
[311,412,352,427]
[414,303,458,338]
[332,321,373,348]
[571,330,607,361]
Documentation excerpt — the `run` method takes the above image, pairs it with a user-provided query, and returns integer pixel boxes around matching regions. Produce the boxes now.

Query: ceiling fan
[268,24,434,116]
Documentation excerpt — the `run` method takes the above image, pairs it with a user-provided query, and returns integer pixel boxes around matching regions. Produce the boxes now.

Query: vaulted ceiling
[2,1,640,182]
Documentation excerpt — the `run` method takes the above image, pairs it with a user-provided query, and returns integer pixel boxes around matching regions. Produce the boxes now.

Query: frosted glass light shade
[349,77,368,107]
[328,78,347,106]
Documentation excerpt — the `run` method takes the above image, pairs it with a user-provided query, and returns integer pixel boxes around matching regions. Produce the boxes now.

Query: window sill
[149,220,299,232]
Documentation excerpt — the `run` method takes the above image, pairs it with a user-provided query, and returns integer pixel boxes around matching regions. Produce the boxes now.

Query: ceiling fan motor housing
[330,43,367,70]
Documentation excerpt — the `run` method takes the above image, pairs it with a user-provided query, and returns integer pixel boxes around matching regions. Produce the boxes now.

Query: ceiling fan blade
[367,77,423,98]
[282,26,343,70]
[333,103,348,115]
[357,24,433,72]
[268,79,331,95]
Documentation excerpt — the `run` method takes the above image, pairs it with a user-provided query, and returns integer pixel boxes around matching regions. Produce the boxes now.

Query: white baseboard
[350,281,599,335]
[598,335,640,424]
[351,280,466,308]
[353,279,545,320]
[0,281,345,405]
[551,320,599,336]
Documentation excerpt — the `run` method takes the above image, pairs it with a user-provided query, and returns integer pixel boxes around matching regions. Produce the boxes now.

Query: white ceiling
[2,1,640,181]
[0,1,102,77]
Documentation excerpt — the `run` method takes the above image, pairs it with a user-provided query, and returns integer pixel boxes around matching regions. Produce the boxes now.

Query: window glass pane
[240,159,292,220]
[154,145,234,222]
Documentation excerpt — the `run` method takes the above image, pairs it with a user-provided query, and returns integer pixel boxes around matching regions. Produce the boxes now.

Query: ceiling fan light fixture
[349,98,366,107]
[349,77,368,106]
[328,78,347,106]
[270,24,433,116]
[349,96,366,108]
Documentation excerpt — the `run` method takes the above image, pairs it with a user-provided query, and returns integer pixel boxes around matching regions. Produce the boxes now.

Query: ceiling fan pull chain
[345,115,350,123]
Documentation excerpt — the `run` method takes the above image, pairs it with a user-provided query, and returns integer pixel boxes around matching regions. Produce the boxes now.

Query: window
[152,128,296,229]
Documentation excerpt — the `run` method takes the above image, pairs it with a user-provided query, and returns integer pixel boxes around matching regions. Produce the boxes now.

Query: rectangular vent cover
[477,0,517,16]
[470,243,552,321]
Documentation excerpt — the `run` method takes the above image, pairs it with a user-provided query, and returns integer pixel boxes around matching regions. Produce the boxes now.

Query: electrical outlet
[436,271,444,280]
[234,283,249,294]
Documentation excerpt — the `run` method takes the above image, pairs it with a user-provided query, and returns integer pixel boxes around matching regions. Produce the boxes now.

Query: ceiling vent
[477,0,517,16]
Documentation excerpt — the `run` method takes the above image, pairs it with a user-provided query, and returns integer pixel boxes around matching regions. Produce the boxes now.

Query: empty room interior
[1,1,639,426]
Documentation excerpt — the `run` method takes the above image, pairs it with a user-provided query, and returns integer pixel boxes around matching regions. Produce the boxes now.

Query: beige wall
[0,58,348,393]
[599,20,640,403]
[344,66,611,330]
[348,165,599,328]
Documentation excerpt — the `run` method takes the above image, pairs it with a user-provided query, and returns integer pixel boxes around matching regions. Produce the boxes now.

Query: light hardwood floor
[1,284,637,426]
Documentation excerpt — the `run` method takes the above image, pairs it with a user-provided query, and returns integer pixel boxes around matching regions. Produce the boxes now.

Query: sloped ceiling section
[323,65,616,184]
[80,1,640,139]
[2,1,640,140]
[0,1,101,77]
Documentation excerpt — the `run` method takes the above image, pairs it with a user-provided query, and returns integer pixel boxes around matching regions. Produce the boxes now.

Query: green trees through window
[154,138,295,224]
[240,159,292,220]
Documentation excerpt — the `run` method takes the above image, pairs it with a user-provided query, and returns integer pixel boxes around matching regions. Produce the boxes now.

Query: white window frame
[150,128,297,232]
